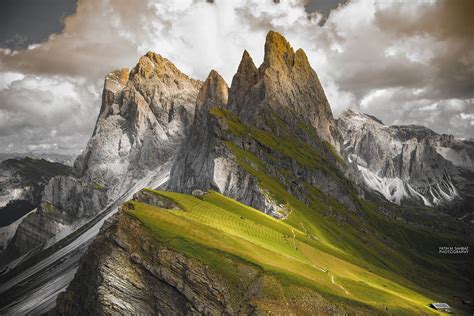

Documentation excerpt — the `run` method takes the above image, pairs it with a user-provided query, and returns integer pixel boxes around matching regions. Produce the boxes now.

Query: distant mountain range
[0,31,472,315]
[339,110,474,216]
[0,152,77,166]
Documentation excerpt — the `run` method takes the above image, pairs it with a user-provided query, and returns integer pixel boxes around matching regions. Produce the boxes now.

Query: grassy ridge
[211,107,473,305]
[127,190,446,315]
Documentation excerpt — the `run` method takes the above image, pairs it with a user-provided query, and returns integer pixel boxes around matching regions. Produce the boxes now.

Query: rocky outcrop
[0,157,71,208]
[228,32,338,147]
[338,110,474,217]
[0,158,71,253]
[255,31,339,147]
[167,70,229,192]
[2,52,201,268]
[132,189,182,210]
[167,31,355,217]
[74,52,201,197]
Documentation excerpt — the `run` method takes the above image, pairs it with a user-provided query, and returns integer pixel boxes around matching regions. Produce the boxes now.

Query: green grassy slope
[210,107,473,310]
[126,189,470,315]
[126,105,472,314]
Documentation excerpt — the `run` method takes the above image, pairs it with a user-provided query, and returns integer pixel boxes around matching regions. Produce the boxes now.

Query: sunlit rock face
[338,109,474,215]
[167,31,355,218]
[227,32,339,148]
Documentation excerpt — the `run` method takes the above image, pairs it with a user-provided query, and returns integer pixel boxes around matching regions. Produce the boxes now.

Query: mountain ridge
[338,109,473,218]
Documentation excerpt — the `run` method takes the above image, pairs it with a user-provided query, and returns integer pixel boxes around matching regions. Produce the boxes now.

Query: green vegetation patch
[127,189,442,315]
[92,182,107,191]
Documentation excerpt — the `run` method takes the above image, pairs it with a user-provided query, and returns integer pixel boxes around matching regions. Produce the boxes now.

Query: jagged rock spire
[194,70,228,126]
[230,50,258,102]
[166,69,229,193]
[259,30,295,75]
[196,70,228,108]
[228,50,259,118]
[226,31,338,146]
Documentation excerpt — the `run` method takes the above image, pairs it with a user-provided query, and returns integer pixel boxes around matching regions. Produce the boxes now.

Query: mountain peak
[240,31,338,145]
[232,50,258,85]
[239,50,257,74]
[242,49,252,61]
[196,70,228,108]
[260,31,295,74]
[129,51,197,85]
[229,50,258,114]
[340,110,385,126]
[265,31,293,55]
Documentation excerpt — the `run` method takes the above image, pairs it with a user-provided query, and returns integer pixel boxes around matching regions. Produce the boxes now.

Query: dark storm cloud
[374,0,474,41]
[374,0,474,101]
[304,0,344,14]
[336,58,432,98]
[304,0,348,24]
[0,0,77,49]
[0,0,151,79]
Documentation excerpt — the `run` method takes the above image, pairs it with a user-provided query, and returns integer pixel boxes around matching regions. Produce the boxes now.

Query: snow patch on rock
[357,166,408,205]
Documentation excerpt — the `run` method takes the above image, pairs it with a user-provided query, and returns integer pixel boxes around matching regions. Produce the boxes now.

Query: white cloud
[0,72,24,89]
[0,0,472,154]
[0,74,101,154]
[460,113,474,126]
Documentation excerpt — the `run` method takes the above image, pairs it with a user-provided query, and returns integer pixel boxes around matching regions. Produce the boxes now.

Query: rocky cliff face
[1,52,200,268]
[166,70,231,193]
[167,31,354,217]
[226,33,339,148]
[73,53,200,196]
[338,110,474,216]
[0,158,71,252]
[55,210,265,315]
[0,157,71,208]
[254,32,339,147]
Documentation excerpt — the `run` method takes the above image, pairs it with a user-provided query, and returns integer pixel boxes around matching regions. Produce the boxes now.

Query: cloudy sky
[0,0,473,155]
